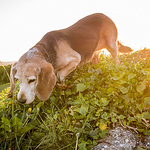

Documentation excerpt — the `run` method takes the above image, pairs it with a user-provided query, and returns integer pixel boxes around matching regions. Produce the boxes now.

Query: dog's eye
[28,79,36,84]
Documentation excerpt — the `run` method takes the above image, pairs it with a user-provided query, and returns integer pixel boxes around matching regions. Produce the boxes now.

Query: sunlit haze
[0,0,150,61]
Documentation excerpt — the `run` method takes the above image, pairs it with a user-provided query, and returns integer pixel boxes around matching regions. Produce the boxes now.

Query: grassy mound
[0,49,150,150]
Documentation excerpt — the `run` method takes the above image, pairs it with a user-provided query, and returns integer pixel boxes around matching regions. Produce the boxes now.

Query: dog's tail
[117,41,133,53]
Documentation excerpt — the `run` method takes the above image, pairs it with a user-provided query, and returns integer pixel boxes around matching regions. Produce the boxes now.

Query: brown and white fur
[9,13,132,104]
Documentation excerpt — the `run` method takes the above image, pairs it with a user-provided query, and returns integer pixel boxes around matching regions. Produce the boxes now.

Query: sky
[0,0,150,61]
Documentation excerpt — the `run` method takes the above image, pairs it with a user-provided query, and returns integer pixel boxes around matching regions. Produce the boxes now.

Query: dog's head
[9,59,56,104]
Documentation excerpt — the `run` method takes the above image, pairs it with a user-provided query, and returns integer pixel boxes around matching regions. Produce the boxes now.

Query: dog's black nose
[18,99,26,103]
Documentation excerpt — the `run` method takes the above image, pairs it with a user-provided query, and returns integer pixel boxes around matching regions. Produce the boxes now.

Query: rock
[91,127,137,150]
[141,135,150,149]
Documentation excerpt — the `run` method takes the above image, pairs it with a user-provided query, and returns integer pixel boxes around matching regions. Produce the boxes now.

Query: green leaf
[0,125,11,132]
[68,125,74,132]
[122,94,130,103]
[136,82,146,93]
[1,117,10,127]
[107,87,116,94]
[128,73,136,80]
[89,128,100,139]
[57,125,65,132]
[53,113,58,120]
[91,98,100,106]
[111,117,117,123]
[143,129,150,136]
[74,92,85,104]
[99,98,109,106]
[12,116,22,127]
[144,97,150,105]
[95,108,103,117]
[20,125,34,134]
[30,102,44,119]
[12,116,23,132]
[128,116,135,122]
[120,86,128,94]
[99,129,108,138]
[137,103,144,112]
[77,83,86,92]
[0,131,8,138]
[119,115,126,119]
[143,112,150,119]
[78,141,87,150]
[101,112,109,119]
[112,72,125,80]
[74,106,88,117]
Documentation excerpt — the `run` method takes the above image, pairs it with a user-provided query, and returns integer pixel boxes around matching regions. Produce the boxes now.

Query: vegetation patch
[0,64,11,85]
[0,83,10,93]
[0,49,150,150]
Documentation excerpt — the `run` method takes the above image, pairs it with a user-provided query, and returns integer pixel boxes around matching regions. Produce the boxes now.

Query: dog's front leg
[57,60,80,82]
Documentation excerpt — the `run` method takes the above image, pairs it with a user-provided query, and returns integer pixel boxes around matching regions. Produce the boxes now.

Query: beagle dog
[9,13,132,104]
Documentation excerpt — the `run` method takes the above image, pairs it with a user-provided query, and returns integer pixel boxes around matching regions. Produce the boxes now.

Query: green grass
[0,48,150,150]
[0,64,11,85]
[0,83,10,93]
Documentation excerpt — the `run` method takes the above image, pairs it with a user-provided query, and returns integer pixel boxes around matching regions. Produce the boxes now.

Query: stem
[12,94,15,118]
[75,133,79,150]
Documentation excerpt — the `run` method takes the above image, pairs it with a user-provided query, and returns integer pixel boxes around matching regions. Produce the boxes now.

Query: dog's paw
[56,83,67,90]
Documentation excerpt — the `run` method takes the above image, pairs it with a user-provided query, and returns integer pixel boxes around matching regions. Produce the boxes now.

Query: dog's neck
[30,43,57,68]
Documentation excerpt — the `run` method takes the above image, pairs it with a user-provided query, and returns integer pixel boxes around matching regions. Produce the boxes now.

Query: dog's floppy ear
[36,62,57,101]
[8,62,17,97]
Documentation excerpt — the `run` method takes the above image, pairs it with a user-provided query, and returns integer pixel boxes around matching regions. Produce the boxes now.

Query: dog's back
[62,13,118,63]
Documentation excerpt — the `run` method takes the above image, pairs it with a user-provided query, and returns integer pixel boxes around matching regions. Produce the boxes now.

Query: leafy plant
[0,48,150,149]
